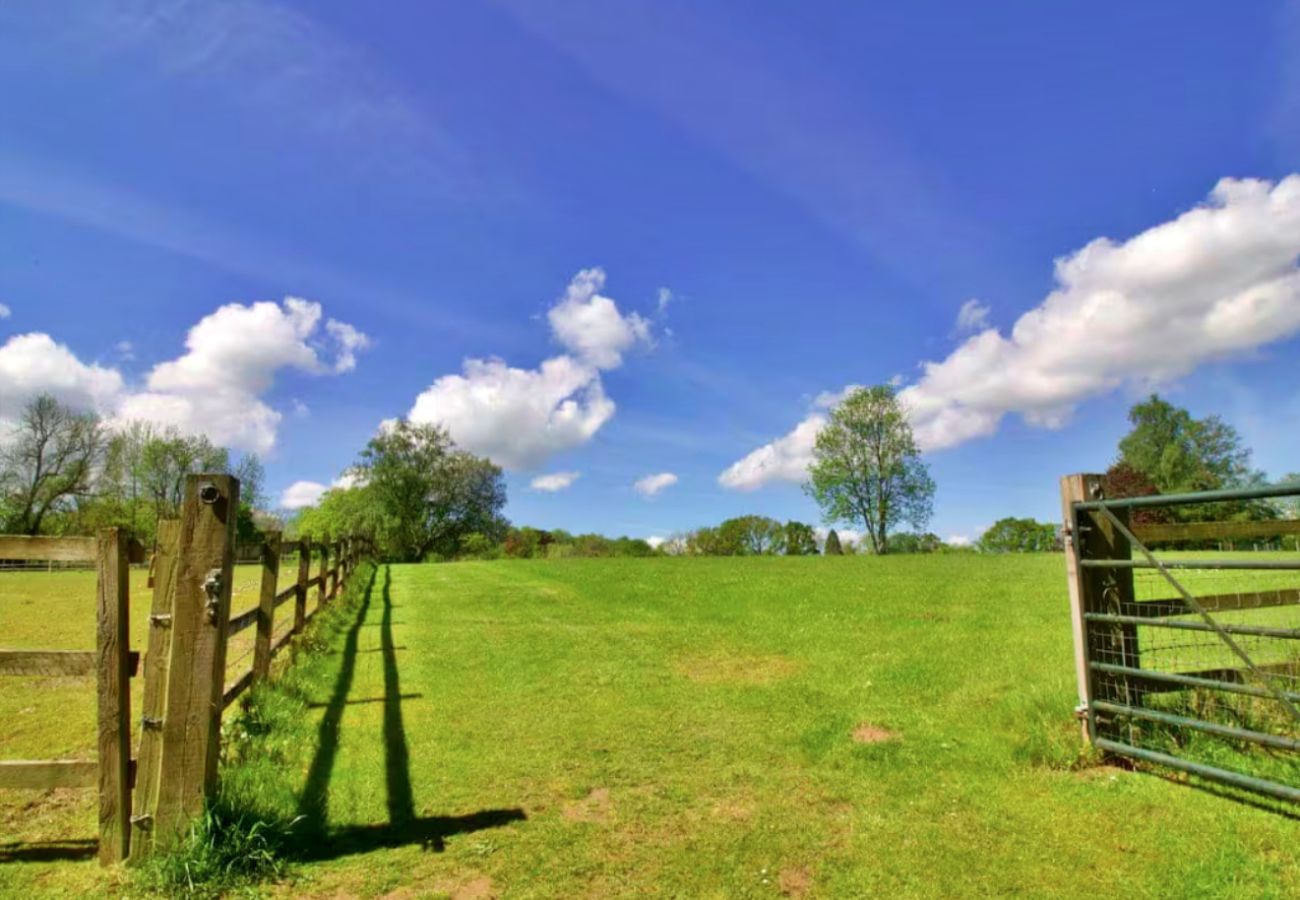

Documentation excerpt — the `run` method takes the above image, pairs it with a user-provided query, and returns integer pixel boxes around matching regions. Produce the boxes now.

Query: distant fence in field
[0,474,368,865]
[1062,473,1300,804]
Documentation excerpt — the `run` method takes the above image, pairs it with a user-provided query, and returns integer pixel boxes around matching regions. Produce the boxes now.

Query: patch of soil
[676,654,799,685]
[410,875,496,900]
[563,787,613,823]
[851,723,899,744]
[779,866,813,897]
[710,798,755,821]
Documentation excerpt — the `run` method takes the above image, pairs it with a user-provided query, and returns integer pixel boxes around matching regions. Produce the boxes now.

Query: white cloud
[656,287,673,314]
[409,269,652,470]
[646,535,666,549]
[280,480,328,510]
[718,413,826,492]
[634,472,678,497]
[548,268,652,369]
[946,534,974,547]
[0,333,125,419]
[0,303,10,319]
[721,175,1300,490]
[410,356,614,470]
[0,298,367,453]
[955,299,990,333]
[325,319,371,373]
[116,298,368,453]
[531,470,581,492]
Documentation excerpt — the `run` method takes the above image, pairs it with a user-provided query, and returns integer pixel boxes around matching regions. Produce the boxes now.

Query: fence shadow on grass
[0,839,98,863]
[291,565,525,859]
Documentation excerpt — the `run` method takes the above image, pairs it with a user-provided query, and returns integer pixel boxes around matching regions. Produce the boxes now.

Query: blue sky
[2,1,1299,545]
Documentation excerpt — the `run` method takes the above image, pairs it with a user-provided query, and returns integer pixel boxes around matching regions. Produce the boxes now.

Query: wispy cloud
[493,0,998,292]
[531,471,581,492]
[633,472,678,498]
[3,0,466,194]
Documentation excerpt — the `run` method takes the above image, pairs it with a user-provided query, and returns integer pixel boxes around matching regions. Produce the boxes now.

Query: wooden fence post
[96,527,132,865]
[151,474,239,847]
[1061,473,1138,746]
[317,538,329,610]
[253,532,281,683]
[130,519,180,863]
[294,542,310,635]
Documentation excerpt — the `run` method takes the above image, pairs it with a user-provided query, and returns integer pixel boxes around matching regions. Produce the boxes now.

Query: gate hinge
[130,814,153,830]
[149,613,172,627]
[141,715,164,730]
[1073,703,1089,721]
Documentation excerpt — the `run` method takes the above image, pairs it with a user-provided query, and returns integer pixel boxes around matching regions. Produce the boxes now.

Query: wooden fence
[0,474,367,865]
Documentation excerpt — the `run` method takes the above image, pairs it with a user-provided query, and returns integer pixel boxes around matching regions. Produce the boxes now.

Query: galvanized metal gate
[1061,475,1300,803]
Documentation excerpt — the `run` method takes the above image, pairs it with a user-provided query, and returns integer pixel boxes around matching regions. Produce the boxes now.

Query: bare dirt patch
[403,875,496,900]
[779,866,813,897]
[851,723,899,744]
[563,787,613,823]
[676,653,800,685]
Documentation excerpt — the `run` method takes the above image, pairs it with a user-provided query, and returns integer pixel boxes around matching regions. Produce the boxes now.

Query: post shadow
[0,839,98,862]
[295,565,377,830]
[291,565,524,859]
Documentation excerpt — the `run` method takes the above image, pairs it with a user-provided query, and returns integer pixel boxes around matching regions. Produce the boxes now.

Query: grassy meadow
[4,554,1300,896]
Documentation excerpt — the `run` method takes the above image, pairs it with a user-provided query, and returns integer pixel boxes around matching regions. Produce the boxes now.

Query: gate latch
[203,568,223,623]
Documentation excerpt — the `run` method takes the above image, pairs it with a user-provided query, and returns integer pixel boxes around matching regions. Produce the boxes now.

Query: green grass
[6,554,1300,896]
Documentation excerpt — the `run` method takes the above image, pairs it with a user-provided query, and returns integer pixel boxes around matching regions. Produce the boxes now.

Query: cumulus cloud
[646,535,666,549]
[955,299,990,333]
[0,303,10,319]
[531,470,581,492]
[408,269,652,470]
[634,472,678,497]
[946,534,974,547]
[548,268,652,369]
[722,175,1300,490]
[0,297,367,453]
[0,333,125,420]
[280,480,328,510]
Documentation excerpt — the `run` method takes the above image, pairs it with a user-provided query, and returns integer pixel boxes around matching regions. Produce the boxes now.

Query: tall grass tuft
[134,799,296,898]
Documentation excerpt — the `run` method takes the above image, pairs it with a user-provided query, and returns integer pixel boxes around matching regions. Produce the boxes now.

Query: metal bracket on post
[203,569,223,623]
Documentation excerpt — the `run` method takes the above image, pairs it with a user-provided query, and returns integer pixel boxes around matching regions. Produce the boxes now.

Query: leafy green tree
[806,385,935,555]
[1117,395,1274,522]
[360,419,507,561]
[886,532,942,554]
[717,515,784,555]
[978,517,1059,553]
[783,521,818,555]
[823,529,844,555]
[138,429,230,522]
[1117,394,1252,493]
[1,394,104,534]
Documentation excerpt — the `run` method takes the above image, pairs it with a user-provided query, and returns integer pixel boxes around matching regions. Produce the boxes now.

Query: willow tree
[805,385,934,555]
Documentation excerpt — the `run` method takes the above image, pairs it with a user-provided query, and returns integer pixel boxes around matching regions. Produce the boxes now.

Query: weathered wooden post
[1061,473,1138,746]
[96,527,132,865]
[130,520,179,862]
[317,538,329,610]
[294,541,311,635]
[151,474,238,848]
[253,532,281,683]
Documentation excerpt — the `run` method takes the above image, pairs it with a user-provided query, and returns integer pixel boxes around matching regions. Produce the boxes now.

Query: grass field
[5,554,1300,897]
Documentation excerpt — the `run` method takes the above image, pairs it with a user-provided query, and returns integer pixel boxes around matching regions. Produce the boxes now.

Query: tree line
[0,394,271,546]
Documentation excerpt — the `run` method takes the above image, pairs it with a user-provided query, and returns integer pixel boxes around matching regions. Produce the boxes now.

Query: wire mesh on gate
[1073,484,1300,801]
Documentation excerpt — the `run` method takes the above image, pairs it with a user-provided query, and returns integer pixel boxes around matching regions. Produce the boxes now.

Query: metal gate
[1061,475,1300,802]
